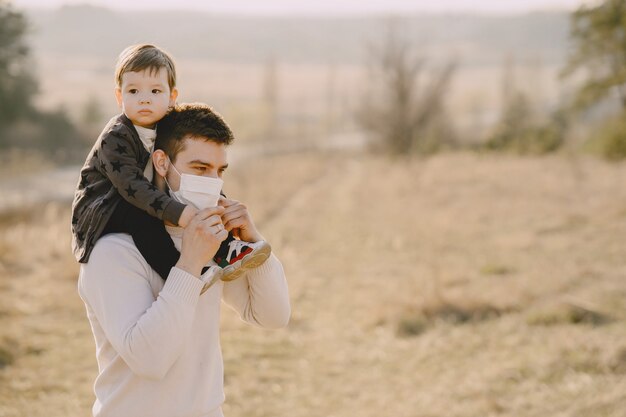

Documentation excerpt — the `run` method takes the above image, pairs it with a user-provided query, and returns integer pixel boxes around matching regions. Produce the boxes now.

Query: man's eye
[152,89,162,94]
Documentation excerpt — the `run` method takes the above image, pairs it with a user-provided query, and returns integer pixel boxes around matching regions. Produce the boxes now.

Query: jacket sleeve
[78,236,204,379]
[222,254,291,329]
[96,125,186,225]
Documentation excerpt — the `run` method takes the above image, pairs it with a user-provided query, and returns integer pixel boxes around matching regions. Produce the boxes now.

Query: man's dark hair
[155,103,235,161]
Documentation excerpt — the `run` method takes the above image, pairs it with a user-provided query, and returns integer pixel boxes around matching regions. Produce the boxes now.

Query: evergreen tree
[563,0,626,110]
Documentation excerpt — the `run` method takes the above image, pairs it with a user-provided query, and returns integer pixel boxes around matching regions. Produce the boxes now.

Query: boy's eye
[128,89,138,94]
[152,89,162,94]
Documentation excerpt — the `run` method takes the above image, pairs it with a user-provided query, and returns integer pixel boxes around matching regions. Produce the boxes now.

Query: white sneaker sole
[221,241,272,282]
[200,268,224,295]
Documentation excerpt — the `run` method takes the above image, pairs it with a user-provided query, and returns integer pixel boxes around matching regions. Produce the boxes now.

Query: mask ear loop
[163,156,181,195]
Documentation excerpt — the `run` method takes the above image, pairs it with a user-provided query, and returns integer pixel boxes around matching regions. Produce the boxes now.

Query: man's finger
[224,217,246,231]
[221,203,247,218]
[203,214,223,227]
[196,206,225,220]
[216,229,229,241]
[218,197,238,207]
[221,208,246,222]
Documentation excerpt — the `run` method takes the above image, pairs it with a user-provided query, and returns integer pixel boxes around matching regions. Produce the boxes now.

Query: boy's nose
[139,96,151,104]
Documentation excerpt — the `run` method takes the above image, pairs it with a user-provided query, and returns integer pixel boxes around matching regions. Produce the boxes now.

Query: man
[78,103,290,417]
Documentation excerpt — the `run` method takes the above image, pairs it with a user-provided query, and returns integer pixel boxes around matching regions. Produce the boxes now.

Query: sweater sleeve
[96,126,186,225]
[222,253,290,329]
[78,236,204,379]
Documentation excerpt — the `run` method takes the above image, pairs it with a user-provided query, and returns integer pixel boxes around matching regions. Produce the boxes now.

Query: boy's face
[115,67,178,128]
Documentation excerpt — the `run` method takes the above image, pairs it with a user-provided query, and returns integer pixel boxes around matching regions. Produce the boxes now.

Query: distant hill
[24,5,571,67]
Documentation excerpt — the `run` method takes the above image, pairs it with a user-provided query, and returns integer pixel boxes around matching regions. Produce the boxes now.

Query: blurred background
[1,0,626,416]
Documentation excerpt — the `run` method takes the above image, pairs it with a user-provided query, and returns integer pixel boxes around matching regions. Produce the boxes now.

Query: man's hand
[178,205,199,228]
[176,206,228,278]
[218,197,264,243]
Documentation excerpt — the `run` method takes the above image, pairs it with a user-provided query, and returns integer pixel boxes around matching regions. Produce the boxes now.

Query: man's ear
[114,88,123,108]
[153,149,169,177]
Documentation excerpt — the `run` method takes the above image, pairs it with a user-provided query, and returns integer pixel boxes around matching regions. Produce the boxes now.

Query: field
[0,150,625,417]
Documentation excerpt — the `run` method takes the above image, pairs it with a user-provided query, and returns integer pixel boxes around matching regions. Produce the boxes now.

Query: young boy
[71,44,269,285]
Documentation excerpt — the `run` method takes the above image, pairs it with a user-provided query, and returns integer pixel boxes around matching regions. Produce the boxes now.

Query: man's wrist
[174,260,203,279]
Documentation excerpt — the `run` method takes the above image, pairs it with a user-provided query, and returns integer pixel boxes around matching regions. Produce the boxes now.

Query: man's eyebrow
[188,160,229,169]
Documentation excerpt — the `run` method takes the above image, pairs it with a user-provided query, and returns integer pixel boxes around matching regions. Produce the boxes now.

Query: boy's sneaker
[200,264,223,294]
[215,240,272,282]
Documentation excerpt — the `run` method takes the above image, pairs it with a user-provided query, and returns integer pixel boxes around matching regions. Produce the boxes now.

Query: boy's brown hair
[115,44,177,89]
[155,103,235,162]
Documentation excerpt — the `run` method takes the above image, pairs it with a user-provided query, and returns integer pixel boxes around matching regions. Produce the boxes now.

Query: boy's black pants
[102,199,234,281]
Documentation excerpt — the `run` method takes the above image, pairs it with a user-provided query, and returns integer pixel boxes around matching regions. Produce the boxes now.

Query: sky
[10,0,594,16]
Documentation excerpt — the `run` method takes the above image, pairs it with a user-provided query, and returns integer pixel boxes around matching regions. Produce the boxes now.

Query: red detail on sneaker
[229,247,253,264]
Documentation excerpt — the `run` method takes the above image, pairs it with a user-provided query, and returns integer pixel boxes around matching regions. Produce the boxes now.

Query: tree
[0,1,37,125]
[357,26,456,155]
[487,56,565,154]
[563,0,626,110]
[0,2,84,154]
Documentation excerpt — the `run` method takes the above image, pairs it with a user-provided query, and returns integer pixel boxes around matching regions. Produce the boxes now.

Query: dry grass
[1,151,626,417]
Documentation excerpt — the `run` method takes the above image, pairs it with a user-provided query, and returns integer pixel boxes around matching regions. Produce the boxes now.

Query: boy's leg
[211,191,271,281]
[214,233,236,264]
[103,199,179,280]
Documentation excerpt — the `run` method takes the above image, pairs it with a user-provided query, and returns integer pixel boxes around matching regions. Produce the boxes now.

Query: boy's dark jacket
[71,113,185,263]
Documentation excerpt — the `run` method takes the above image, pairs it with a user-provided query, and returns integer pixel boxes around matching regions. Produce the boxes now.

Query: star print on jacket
[79,174,89,188]
[111,160,124,172]
[149,197,164,212]
[115,144,128,155]
[125,185,137,198]
[71,113,186,264]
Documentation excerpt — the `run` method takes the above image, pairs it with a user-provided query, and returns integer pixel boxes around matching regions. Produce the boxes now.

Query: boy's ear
[114,88,123,108]
[169,88,178,107]
[153,149,169,177]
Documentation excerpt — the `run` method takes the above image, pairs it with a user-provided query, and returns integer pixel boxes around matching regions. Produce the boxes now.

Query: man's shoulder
[86,234,143,267]
[78,234,161,306]
[79,234,154,288]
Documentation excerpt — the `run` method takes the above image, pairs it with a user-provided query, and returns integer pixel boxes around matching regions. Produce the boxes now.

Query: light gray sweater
[78,232,290,417]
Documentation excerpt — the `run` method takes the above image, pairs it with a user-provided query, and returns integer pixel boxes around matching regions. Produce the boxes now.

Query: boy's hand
[218,197,264,243]
[176,206,228,277]
[178,205,198,228]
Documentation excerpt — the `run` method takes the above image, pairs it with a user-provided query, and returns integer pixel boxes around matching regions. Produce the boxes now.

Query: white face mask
[165,159,223,210]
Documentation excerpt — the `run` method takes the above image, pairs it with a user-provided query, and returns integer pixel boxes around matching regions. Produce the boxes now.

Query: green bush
[0,107,88,161]
[484,93,566,155]
[585,113,626,161]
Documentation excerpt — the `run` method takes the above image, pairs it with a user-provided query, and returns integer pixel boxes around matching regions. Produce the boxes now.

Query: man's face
[166,136,229,192]
[115,67,178,128]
